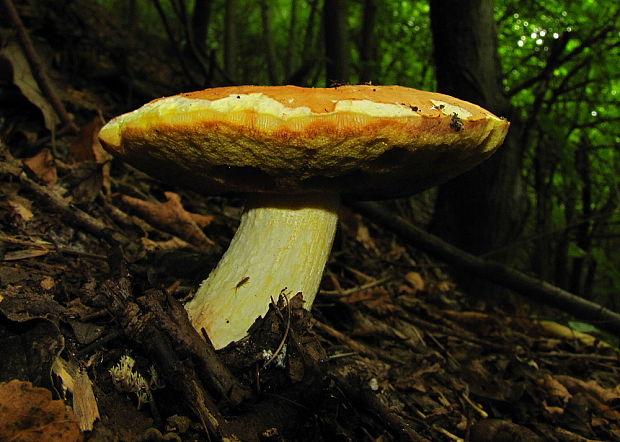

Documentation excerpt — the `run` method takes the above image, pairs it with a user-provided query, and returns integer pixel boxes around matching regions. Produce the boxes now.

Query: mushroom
[99,85,509,349]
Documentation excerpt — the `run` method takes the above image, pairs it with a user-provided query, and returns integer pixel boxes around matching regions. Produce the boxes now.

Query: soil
[1,2,619,441]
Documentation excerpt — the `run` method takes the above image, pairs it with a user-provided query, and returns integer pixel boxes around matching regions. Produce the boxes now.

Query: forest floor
[1,2,620,441]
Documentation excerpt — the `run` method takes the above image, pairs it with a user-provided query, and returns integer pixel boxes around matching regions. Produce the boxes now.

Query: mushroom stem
[186,192,340,349]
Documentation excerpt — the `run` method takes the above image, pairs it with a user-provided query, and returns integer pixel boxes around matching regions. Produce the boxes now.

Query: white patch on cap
[119,93,424,124]
[136,94,313,120]
[333,99,420,117]
[430,100,473,119]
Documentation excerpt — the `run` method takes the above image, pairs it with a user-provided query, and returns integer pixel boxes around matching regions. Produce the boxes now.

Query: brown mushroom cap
[99,85,509,199]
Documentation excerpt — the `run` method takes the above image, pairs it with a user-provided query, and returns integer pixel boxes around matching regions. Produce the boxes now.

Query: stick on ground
[350,201,620,337]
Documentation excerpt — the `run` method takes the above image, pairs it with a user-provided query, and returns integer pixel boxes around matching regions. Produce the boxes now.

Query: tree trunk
[429,0,527,297]
[323,0,349,84]
[570,145,593,295]
[532,134,554,282]
[259,0,278,84]
[284,0,298,79]
[359,0,378,84]
[223,0,238,82]
[192,0,212,55]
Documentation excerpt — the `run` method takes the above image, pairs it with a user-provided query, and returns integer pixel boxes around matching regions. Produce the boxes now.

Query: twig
[0,155,125,245]
[319,276,391,296]
[75,330,123,358]
[99,271,236,440]
[2,0,78,133]
[535,351,619,362]
[331,373,430,442]
[312,319,404,365]
[0,234,107,260]
[350,201,620,337]
[262,295,292,370]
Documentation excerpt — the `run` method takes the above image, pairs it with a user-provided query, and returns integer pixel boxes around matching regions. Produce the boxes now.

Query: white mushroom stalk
[186,192,340,349]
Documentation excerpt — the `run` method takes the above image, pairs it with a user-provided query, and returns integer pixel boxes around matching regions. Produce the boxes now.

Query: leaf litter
[0,4,619,440]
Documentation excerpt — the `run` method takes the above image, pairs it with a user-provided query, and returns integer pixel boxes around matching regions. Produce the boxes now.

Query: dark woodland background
[0,0,619,441]
[4,0,618,305]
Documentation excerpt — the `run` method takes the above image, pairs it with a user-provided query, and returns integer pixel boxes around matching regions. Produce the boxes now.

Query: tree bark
[223,0,238,82]
[323,0,349,84]
[284,0,298,79]
[359,0,378,83]
[191,0,212,55]
[429,0,527,296]
[259,0,278,84]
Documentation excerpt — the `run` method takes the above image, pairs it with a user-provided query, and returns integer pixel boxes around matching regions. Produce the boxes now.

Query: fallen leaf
[469,419,545,442]
[537,374,572,407]
[433,281,456,292]
[5,193,34,222]
[23,148,58,185]
[442,310,500,334]
[68,320,105,345]
[338,207,379,253]
[40,276,55,290]
[555,375,620,420]
[141,236,190,253]
[2,248,50,261]
[52,358,100,432]
[69,116,107,162]
[404,271,425,292]
[341,286,400,315]
[535,320,611,349]
[0,284,67,321]
[385,238,407,260]
[66,116,112,202]
[355,220,379,253]
[122,192,214,253]
[0,42,60,130]
[0,379,82,442]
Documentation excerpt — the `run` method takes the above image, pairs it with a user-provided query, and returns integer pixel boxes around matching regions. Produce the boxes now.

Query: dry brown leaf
[341,286,390,304]
[433,281,456,293]
[5,193,34,222]
[385,238,407,260]
[534,320,611,349]
[140,236,190,253]
[23,148,58,185]
[0,42,60,130]
[340,286,400,315]
[0,379,83,442]
[543,404,565,416]
[442,310,500,334]
[69,116,110,164]
[122,192,214,253]
[404,271,425,292]
[67,116,112,200]
[537,374,572,407]
[2,248,50,261]
[40,276,56,290]
[356,221,379,253]
[393,363,441,392]
[338,208,379,253]
[555,375,620,420]
[52,358,100,432]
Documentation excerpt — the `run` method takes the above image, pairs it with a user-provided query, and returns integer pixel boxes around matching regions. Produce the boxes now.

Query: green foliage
[496,0,619,300]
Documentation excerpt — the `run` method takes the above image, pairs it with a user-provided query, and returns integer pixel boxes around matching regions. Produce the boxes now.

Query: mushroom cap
[99,85,509,199]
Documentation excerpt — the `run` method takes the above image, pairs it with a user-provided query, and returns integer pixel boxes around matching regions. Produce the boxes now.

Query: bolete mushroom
[99,85,509,349]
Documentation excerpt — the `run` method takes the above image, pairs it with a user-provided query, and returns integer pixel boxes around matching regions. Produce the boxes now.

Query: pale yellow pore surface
[185,193,339,349]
